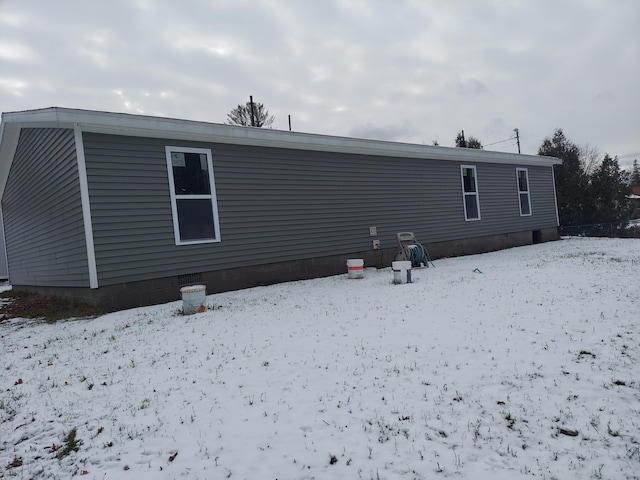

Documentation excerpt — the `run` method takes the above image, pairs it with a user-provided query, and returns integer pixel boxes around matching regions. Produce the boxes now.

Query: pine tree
[455,130,483,149]
[631,159,640,187]
[589,155,632,223]
[538,129,588,226]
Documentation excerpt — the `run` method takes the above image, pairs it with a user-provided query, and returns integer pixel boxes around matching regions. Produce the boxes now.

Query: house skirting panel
[11,227,559,312]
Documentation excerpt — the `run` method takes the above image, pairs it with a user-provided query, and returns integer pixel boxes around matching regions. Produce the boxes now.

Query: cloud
[0,43,37,62]
[348,123,417,142]
[594,91,615,102]
[457,78,491,98]
[0,77,29,97]
[0,0,637,158]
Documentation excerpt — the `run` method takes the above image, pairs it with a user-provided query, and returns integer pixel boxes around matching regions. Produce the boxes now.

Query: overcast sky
[1,0,638,168]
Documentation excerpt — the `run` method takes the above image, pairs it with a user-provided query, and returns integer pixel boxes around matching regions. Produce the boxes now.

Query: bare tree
[227,100,274,128]
[580,143,601,176]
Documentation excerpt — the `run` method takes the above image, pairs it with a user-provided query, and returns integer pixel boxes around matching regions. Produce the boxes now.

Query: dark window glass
[176,198,215,241]
[172,153,211,195]
[520,193,531,215]
[463,168,476,193]
[465,195,479,219]
[518,170,528,192]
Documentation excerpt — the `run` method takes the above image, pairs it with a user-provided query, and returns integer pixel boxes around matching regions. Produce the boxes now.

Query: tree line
[539,129,636,226]
[445,127,637,226]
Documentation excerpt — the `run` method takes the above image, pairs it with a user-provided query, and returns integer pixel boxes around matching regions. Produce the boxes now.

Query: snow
[1,237,639,480]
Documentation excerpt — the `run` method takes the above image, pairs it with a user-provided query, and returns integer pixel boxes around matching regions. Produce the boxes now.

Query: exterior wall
[2,128,89,287]
[11,226,559,311]
[83,133,559,290]
[14,250,371,309]
[426,226,559,259]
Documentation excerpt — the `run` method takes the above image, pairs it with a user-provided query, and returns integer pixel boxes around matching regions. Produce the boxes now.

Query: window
[461,165,480,221]
[165,146,221,245]
[516,168,532,216]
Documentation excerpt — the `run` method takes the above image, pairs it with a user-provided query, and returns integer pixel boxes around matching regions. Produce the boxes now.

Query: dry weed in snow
[1,237,639,479]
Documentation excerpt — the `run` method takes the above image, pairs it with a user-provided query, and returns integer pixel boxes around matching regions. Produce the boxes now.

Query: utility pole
[249,95,256,127]
[459,130,467,148]
[288,114,292,131]
[514,128,521,154]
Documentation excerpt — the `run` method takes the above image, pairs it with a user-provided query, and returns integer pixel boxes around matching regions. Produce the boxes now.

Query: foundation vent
[177,273,203,286]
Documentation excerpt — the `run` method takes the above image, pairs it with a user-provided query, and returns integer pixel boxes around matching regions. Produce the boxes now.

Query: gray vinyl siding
[2,128,89,286]
[471,163,557,234]
[83,132,558,286]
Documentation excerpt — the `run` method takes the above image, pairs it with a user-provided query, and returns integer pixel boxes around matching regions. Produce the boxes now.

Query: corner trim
[74,126,98,289]
[551,165,560,226]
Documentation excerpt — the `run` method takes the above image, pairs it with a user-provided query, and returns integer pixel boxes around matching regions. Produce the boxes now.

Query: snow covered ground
[1,237,639,480]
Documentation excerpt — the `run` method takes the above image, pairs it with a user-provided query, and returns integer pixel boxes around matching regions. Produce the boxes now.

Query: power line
[484,128,521,153]
[484,136,516,147]
[491,142,519,152]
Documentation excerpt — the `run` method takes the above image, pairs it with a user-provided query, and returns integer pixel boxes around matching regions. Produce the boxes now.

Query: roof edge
[1,108,561,195]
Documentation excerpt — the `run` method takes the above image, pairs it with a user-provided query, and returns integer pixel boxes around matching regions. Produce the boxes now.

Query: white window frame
[516,168,532,216]
[165,146,221,245]
[460,165,481,221]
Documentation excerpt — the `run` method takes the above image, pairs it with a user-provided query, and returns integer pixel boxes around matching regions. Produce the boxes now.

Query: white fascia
[2,108,562,167]
[74,125,99,289]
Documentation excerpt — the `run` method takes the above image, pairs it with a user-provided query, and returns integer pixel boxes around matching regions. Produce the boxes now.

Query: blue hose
[408,243,435,268]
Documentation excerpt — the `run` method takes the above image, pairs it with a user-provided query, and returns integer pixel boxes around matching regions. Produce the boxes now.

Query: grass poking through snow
[0,290,102,323]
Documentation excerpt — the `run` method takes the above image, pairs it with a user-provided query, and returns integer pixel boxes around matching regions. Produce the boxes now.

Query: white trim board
[1,107,561,165]
[74,126,99,289]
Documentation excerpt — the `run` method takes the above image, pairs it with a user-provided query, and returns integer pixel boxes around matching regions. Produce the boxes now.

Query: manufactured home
[0,108,560,310]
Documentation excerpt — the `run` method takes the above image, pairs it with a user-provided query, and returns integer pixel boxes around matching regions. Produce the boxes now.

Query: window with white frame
[165,146,221,245]
[516,168,532,216]
[461,165,480,221]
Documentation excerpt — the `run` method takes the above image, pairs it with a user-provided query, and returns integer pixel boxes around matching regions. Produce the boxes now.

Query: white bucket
[346,259,364,279]
[180,284,206,314]
[392,261,412,284]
